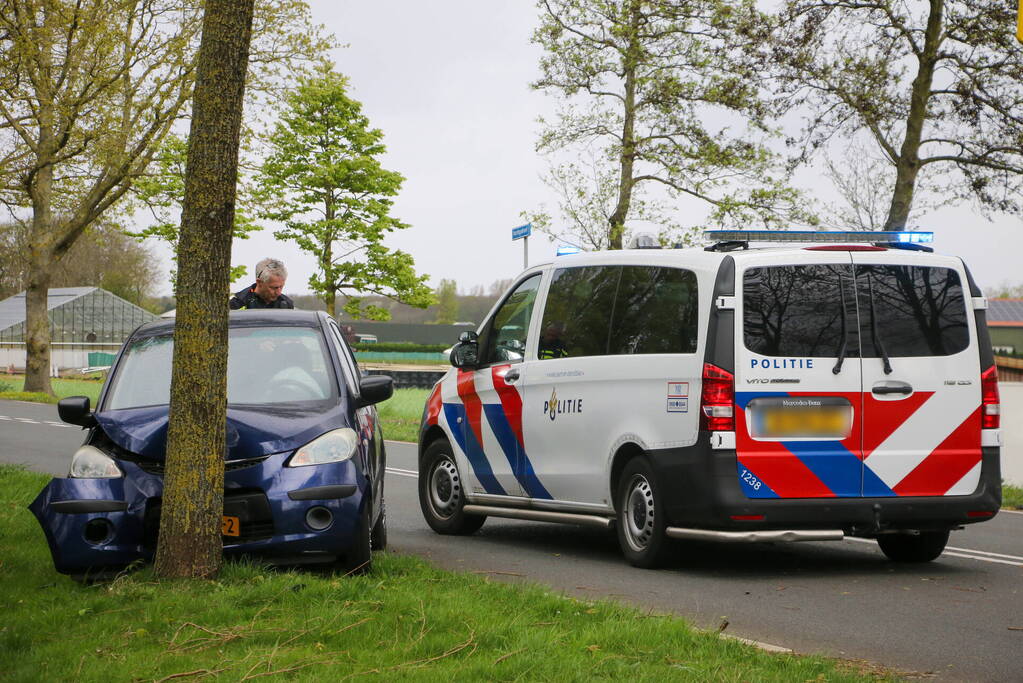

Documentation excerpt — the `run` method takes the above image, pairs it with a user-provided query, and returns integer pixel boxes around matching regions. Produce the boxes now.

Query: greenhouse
[0,287,157,371]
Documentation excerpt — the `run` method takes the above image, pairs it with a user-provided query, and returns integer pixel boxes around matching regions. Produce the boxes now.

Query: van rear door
[851,253,981,497]
[735,252,864,499]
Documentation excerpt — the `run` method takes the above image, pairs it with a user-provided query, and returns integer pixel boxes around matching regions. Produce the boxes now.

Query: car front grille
[143,489,275,546]
[133,455,270,476]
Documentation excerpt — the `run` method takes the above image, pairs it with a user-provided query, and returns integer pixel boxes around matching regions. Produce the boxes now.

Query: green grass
[377,387,430,443]
[0,465,891,682]
[0,374,103,404]
[1002,483,1023,509]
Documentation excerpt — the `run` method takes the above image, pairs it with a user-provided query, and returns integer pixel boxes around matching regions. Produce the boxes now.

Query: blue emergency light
[703,229,933,244]
[556,245,582,256]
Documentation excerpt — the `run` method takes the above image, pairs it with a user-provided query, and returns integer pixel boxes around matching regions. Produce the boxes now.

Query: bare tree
[771,0,1023,230]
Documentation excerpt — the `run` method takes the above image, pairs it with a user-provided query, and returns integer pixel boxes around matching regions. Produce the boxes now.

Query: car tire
[371,500,388,551]
[419,438,485,535]
[877,529,949,563]
[616,458,669,568]
[342,502,373,575]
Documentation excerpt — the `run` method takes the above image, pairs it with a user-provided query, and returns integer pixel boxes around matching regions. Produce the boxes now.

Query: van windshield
[104,326,338,410]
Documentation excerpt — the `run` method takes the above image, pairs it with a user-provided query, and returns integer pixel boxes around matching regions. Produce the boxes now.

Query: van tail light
[981,365,1000,429]
[701,362,735,431]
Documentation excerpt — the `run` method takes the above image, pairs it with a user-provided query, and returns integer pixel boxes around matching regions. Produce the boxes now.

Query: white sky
[151,1,1023,297]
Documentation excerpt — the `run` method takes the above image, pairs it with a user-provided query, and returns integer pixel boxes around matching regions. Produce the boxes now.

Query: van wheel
[616,458,669,568]
[419,439,486,535]
[877,530,949,563]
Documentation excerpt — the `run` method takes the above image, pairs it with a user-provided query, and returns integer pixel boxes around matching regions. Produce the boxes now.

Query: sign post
[512,223,532,269]
[1019,0,1023,43]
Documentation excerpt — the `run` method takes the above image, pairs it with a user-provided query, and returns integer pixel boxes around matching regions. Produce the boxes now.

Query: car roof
[132,309,329,337]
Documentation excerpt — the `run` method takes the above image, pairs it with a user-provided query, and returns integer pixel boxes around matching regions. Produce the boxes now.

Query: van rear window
[857,265,969,357]
[743,264,853,358]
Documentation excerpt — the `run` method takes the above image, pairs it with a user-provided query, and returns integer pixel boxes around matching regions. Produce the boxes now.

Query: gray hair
[255,257,287,282]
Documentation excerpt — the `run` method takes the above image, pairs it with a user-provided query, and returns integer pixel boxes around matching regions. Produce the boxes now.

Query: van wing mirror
[451,330,479,369]
[58,396,97,428]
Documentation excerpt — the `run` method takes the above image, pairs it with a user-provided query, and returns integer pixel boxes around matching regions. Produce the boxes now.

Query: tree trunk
[23,254,53,395]
[154,0,256,580]
[607,0,641,250]
[884,0,944,231]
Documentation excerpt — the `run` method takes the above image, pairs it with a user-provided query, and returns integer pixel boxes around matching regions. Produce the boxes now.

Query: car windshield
[104,326,338,410]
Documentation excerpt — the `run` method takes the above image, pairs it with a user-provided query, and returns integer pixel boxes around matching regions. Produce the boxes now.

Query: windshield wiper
[833,274,849,375]
[867,273,893,375]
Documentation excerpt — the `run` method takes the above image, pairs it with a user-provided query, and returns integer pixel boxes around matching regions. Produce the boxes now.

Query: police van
[417,230,1002,567]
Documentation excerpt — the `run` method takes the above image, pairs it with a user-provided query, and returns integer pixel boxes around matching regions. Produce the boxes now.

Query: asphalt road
[3,398,1022,681]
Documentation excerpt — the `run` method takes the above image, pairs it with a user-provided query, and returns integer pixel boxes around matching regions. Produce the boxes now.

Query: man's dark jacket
[229,283,295,310]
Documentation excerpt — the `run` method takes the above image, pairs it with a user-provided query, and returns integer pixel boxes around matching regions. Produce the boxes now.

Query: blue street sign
[512,223,532,240]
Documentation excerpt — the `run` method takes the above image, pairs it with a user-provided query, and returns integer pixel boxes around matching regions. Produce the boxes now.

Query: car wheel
[877,529,949,563]
[371,500,387,551]
[419,438,485,535]
[616,458,669,568]
[341,502,373,575]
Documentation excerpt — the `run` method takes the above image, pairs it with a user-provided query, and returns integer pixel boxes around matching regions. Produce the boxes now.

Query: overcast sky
[152,1,1023,297]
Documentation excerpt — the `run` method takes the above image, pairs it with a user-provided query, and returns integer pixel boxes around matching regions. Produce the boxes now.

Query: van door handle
[872,382,912,395]
[504,369,520,383]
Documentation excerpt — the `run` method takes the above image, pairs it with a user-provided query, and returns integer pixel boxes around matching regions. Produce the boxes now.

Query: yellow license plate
[222,515,240,537]
[759,408,849,438]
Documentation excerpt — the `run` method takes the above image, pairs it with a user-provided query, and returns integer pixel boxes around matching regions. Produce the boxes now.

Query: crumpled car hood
[94,403,349,461]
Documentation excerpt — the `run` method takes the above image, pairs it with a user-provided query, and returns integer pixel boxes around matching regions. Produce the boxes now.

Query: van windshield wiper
[867,273,893,375]
[832,275,849,375]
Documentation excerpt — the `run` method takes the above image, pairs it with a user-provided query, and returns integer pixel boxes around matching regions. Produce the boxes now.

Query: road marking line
[387,468,418,479]
[1001,509,1023,516]
[0,415,11,420]
[845,536,1023,566]
[14,418,38,423]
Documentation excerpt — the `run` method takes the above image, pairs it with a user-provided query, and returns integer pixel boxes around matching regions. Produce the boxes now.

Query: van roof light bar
[703,230,933,245]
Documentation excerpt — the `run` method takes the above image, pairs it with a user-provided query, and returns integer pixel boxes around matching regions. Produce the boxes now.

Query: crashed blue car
[30,310,392,580]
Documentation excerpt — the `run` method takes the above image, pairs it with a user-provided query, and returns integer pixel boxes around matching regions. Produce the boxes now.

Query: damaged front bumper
[29,452,367,577]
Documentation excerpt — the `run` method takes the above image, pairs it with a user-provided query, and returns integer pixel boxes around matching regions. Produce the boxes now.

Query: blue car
[30,310,392,580]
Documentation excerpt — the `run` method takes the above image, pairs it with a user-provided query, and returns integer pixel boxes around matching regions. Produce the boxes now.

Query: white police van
[417,231,1002,567]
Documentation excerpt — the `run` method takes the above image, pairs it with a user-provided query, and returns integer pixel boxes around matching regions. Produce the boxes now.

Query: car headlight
[287,428,359,467]
[69,445,122,478]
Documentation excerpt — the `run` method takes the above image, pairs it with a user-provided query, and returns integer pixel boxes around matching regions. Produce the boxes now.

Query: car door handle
[504,369,520,383]
[872,382,912,395]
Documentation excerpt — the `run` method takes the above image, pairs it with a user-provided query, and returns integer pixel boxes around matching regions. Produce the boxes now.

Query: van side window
[538,266,619,359]
[610,266,698,355]
[480,274,541,365]
[744,264,854,357]
[857,265,969,357]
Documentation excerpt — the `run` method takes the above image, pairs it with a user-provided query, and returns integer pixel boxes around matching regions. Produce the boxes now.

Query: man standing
[230,257,295,309]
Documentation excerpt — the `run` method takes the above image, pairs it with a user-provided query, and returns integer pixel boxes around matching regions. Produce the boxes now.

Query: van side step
[665,528,844,543]
[462,505,613,529]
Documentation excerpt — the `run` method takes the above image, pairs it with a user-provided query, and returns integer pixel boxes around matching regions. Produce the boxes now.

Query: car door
[452,273,544,498]
[735,252,865,499]
[851,254,982,497]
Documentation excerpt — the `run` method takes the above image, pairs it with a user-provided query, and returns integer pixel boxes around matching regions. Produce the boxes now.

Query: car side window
[327,321,361,397]
[480,274,542,365]
[538,266,620,359]
[609,266,699,355]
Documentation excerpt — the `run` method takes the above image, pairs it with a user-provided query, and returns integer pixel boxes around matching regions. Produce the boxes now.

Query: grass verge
[0,464,891,682]
[1002,483,1023,509]
[377,387,430,443]
[0,374,103,405]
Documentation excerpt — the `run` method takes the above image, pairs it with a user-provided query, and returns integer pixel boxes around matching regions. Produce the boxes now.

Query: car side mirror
[451,330,479,369]
[356,375,393,408]
[58,396,97,428]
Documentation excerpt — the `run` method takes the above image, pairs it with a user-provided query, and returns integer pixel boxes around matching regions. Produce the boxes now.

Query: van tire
[616,458,669,568]
[419,439,486,535]
[877,530,949,563]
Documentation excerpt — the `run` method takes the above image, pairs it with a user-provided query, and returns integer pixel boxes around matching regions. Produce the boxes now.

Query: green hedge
[353,342,450,353]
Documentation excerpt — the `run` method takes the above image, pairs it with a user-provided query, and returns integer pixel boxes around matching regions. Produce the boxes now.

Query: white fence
[0,343,120,374]
[999,383,1023,485]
